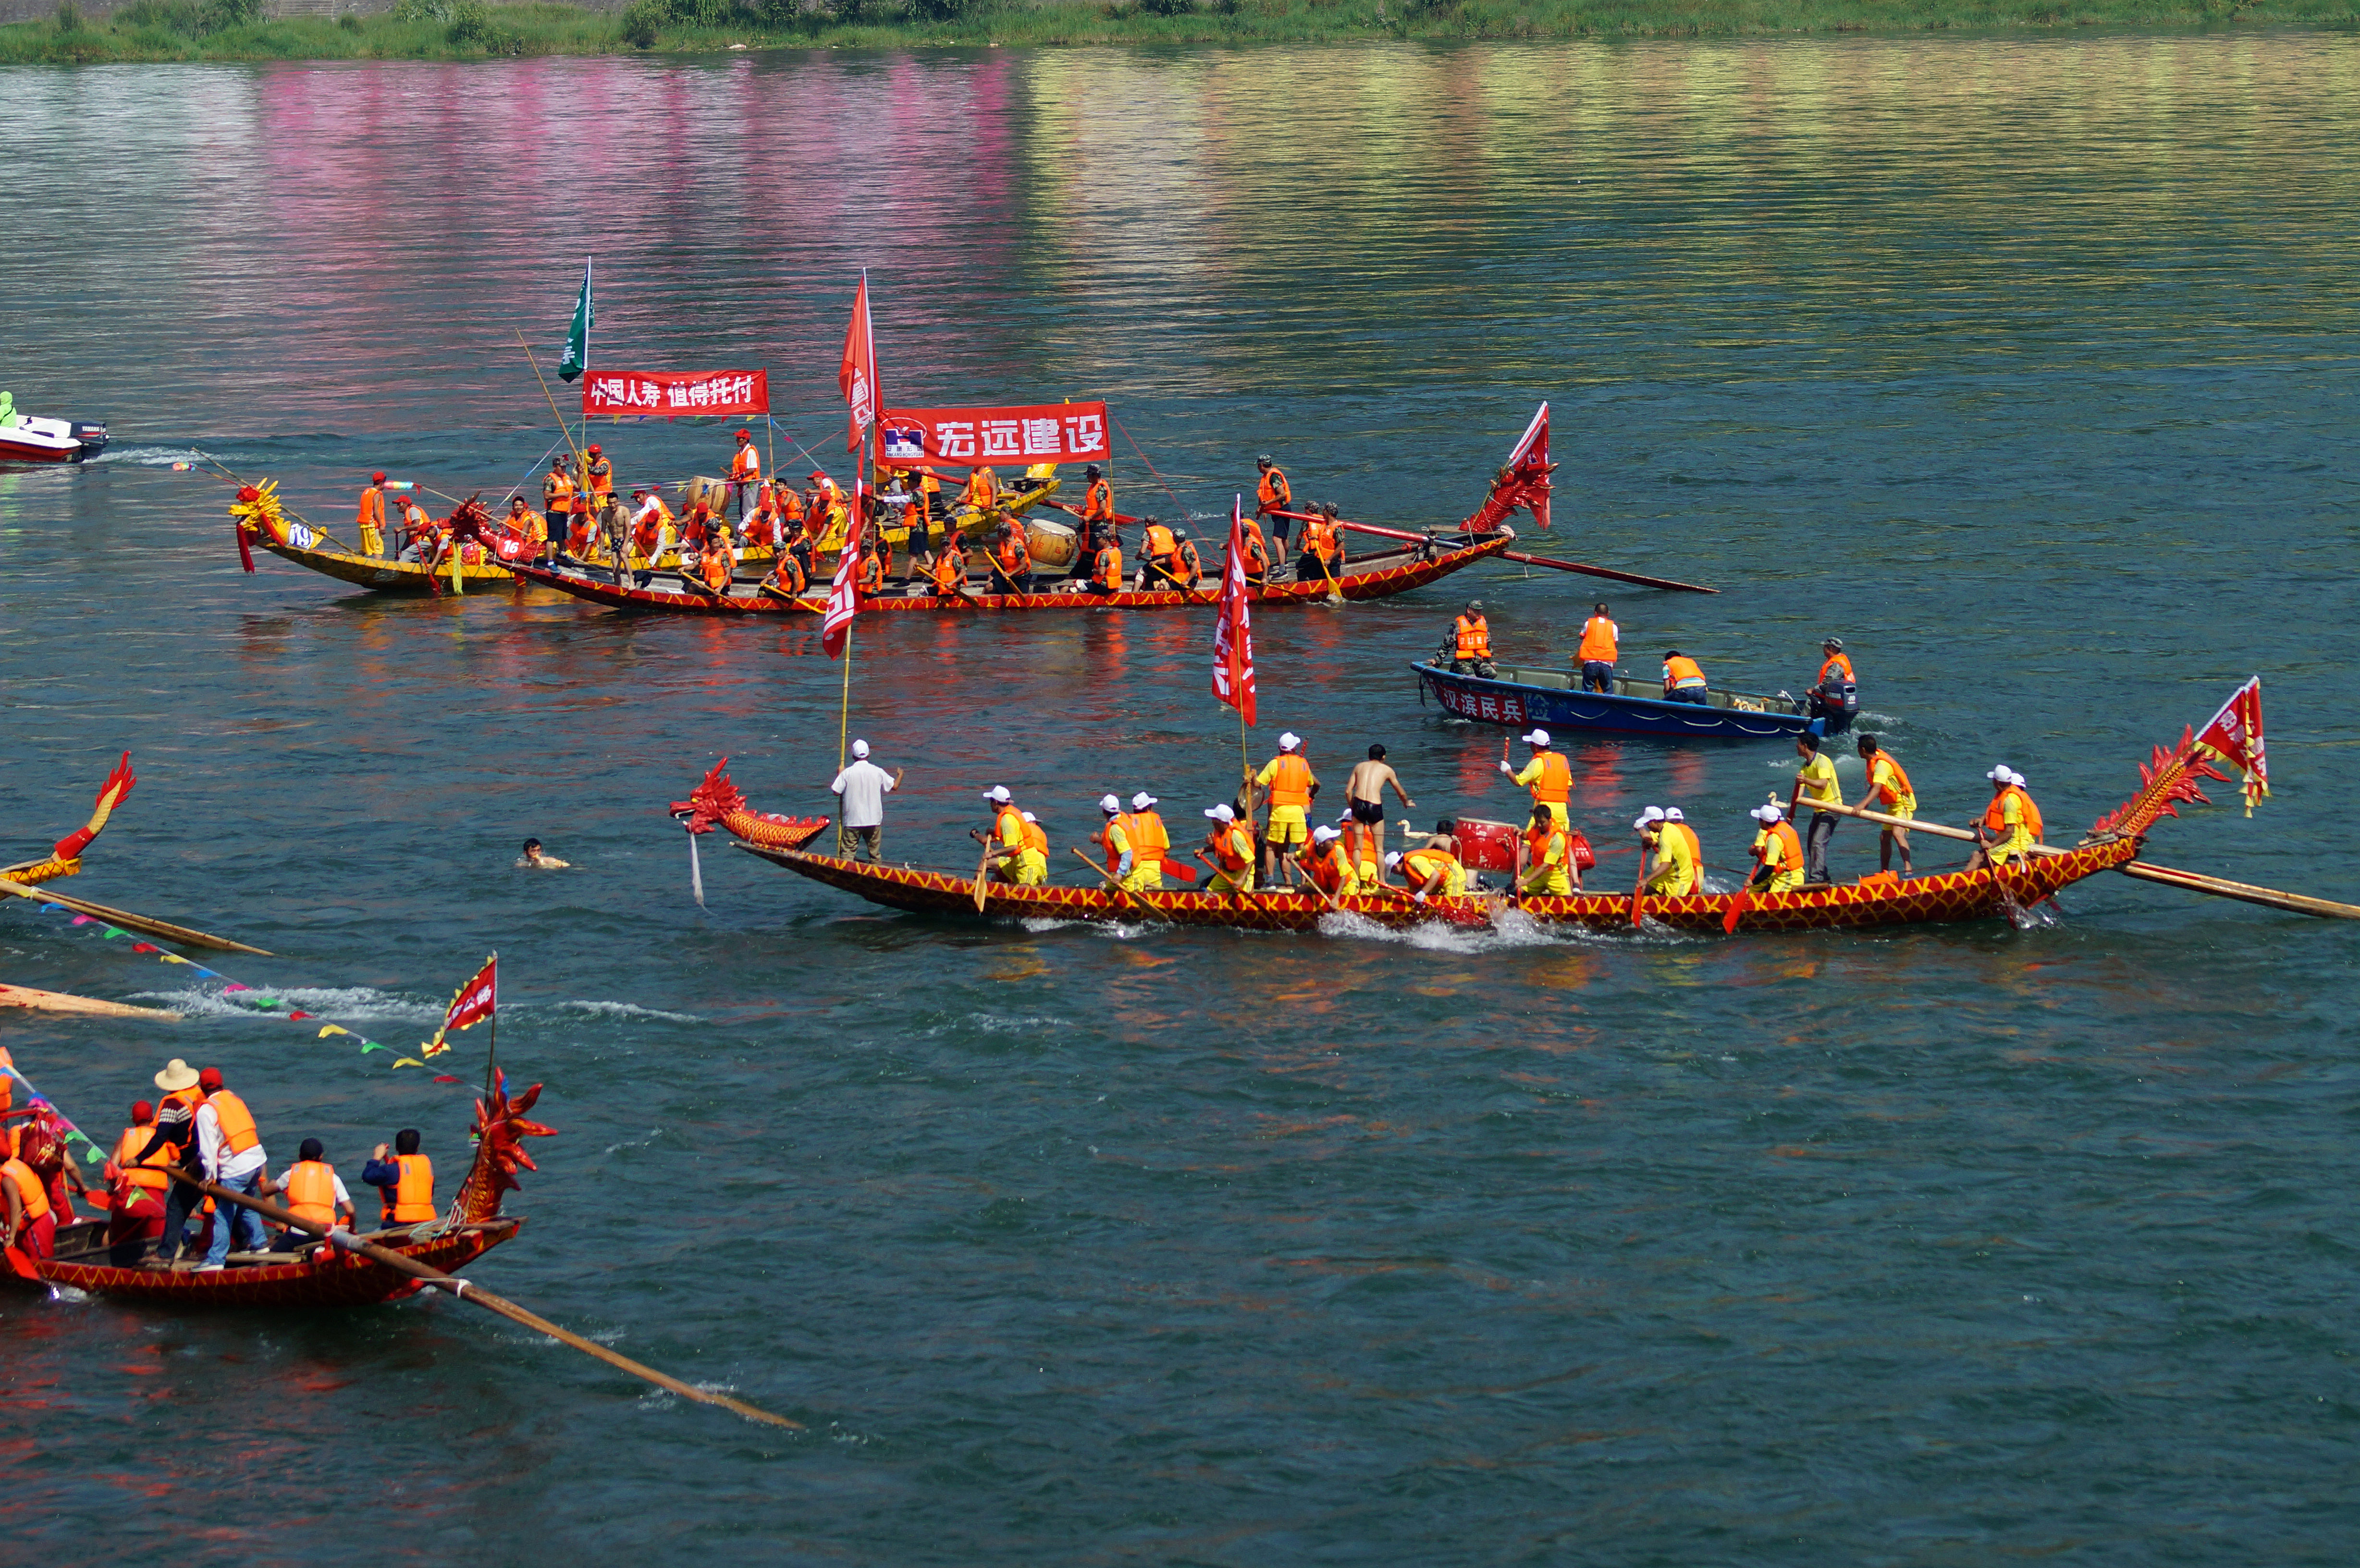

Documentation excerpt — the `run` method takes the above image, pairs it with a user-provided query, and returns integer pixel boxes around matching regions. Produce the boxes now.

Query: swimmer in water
[517,838,569,869]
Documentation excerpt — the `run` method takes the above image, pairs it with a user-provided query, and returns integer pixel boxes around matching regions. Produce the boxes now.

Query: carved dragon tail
[2086,726,2230,845]
[7,752,136,886]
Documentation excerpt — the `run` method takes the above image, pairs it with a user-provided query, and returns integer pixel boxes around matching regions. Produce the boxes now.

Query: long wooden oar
[1272,511,1717,595]
[0,982,180,1020]
[163,1170,797,1429]
[1070,848,1169,923]
[0,876,272,956]
[2118,862,2360,920]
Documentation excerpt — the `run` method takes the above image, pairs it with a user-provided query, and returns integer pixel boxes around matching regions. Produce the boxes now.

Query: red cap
[197,1067,224,1091]
[132,1100,155,1123]
[371,471,387,484]
[587,443,602,455]
[737,429,750,440]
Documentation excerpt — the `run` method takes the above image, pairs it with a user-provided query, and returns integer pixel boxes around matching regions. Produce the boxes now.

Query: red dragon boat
[717,689,2266,937]
[511,528,1514,617]
[12,1074,553,1308]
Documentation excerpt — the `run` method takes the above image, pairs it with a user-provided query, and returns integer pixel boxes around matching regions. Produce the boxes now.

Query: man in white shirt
[830,739,905,862]
[193,1069,270,1271]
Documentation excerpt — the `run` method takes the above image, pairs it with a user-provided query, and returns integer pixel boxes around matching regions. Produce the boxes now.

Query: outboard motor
[71,421,107,460]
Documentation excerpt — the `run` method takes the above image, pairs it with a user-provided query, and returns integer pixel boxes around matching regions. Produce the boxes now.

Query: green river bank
[4,0,2353,65]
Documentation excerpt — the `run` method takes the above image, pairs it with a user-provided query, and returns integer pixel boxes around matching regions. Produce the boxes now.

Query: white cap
[1100,794,1121,813]
[984,785,1011,803]
[1205,803,1234,821]
[2007,770,2027,787]
[1021,811,1038,823]
[1987,763,2012,782]
[1751,803,1783,823]
[1523,729,1550,747]
[851,739,870,760]
[1131,792,1157,810]
[1312,825,1340,843]
[1385,851,1403,868]
[1278,732,1301,752]
[1664,807,1684,822]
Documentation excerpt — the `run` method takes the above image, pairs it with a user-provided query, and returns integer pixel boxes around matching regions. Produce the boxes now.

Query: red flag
[422,955,496,1057]
[838,271,879,453]
[821,503,866,660]
[1212,497,1256,726]
[2193,676,2269,816]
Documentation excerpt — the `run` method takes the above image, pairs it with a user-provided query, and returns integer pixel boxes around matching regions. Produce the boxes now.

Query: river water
[4,32,2358,1564]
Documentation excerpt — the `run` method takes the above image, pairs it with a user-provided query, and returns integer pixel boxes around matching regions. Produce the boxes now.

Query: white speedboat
[0,391,106,464]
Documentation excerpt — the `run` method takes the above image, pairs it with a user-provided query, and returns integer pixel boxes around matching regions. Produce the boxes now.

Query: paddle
[0,875,272,956]
[1272,511,1717,595]
[969,835,996,912]
[0,983,181,1020]
[1069,848,1168,923]
[1630,836,1648,928]
[2117,862,2360,920]
[161,1170,796,1429]
[4,1244,37,1282]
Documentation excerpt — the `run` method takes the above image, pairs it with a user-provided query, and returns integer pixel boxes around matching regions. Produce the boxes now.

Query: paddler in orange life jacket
[1094,795,1146,890]
[1235,515,1270,587]
[989,515,1033,595]
[977,786,1046,886]
[1254,454,1292,551]
[104,1098,173,1261]
[1500,727,1573,827]
[1966,765,2043,871]
[1856,734,1917,875]
[1253,732,1320,888]
[1747,803,1806,894]
[1304,824,1361,895]
[193,1066,270,1271]
[1392,830,1467,906]
[1450,600,1492,675]
[1516,801,1577,898]
[1296,502,1343,585]
[1639,806,1702,895]
[1079,464,1117,551]
[961,465,1000,518]
[505,495,547,561]
[1087,528,1124,596]
[2,1137,54,1262]
[1661,648,1709,704]
[1576,602,1619,693]
[1201,802,1257,894]
[930,530,968,598]
[363,1128,436,1229]
[856,536,887,599]
[727,428,761,520]
[1139,516,1185,590]
[1172,531,1204,588]
[263,1138,354,1249]
[357,471,389,557]
[1124,793,1172,890]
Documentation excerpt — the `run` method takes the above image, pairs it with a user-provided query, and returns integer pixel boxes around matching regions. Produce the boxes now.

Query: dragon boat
[232,481,522,595]
[722,686,2269,937]
[10,1074,553,1308]
[512,529,1515,617]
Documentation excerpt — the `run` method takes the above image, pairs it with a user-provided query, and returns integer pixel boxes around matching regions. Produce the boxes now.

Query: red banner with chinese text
[875,403,1110,469]
[583,370,770,418]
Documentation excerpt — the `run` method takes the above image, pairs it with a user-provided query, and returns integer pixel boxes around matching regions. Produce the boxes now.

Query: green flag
[559,257,592,383]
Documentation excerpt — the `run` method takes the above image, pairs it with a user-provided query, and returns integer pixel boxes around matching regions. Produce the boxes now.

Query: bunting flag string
[18,900,476,1088]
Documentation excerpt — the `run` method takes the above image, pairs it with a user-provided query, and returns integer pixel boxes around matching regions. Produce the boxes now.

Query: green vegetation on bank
[4,0,2352,63]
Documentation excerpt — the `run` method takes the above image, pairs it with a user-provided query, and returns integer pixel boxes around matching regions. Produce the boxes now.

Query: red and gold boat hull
[23,1217,521,1307]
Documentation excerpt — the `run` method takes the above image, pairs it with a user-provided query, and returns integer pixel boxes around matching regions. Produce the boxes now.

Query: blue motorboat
[1414,658,1849,740]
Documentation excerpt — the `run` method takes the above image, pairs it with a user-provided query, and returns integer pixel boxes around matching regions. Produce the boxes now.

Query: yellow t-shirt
[1796,753,1842,809]
[1645,829,1696,894]
[1868,756,1916,818]
[1760,828,1805,892]
[1991,793,2030,862]
[1523,833,1572,896]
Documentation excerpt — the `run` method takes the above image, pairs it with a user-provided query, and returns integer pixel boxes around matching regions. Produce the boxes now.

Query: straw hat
[153,1058,199,1092]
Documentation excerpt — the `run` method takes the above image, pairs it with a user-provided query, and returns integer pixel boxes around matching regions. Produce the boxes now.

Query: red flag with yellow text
[2193,676,2268,816]
[839,272,879,453]
[1212,497,1256,726]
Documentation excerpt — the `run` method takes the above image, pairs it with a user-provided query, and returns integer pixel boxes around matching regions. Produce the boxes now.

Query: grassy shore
[3,0,2351,65]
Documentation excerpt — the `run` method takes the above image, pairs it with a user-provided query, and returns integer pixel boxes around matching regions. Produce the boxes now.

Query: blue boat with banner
[1413,658,1849,741]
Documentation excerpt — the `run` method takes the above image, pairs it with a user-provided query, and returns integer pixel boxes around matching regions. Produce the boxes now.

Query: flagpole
[480,950,499,1106]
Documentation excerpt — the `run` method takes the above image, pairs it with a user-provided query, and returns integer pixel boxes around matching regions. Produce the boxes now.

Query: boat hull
[257,535,517,594]
[1415,662,1819,740]
[0,414,106,464]
[739,838,2138,934]
[510,532,1515,616]
[16,1216,522,1308]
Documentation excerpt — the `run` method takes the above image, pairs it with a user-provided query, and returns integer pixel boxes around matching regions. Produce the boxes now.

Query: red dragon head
[2088,725,2231,841]
[669,758,746,837]
[467,1070,556,1209]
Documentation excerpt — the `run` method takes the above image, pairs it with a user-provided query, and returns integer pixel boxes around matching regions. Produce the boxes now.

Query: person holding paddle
[1856,735,1917,876]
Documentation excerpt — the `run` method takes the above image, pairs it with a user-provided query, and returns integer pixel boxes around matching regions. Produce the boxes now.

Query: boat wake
[128,983,439,1022]
[555,1000,702,1024]
[97,445,209,468]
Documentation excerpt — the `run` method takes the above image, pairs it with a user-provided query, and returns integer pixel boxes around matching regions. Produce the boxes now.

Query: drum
[1024,517,1079,572]
[680,475,730,517]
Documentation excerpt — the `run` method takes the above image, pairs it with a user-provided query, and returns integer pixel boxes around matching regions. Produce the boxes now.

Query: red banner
[582,370,769,418]
[1212,499,1256,726]
[840,274,879,453]
[421,955,496,1057]
[876,402,1110,469]
[2194,676,2269,816]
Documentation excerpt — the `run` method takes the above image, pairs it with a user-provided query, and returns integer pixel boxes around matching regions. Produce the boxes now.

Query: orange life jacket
[963,468,998,509]
[1523,822,1568,879]
[933,546,965,592]
[995,532,1027,574]
[994,804,1026,850]
[1672,823,1702,892]
[1176,540,1202,584]
[1094,544,1123,589]
[1020,818,1048,857]
[1214,824,1254,872]
[207,1090,260,1156]
[730,444,760,481]
[779,488,806,522]
[1341,819,1380,874]
[1133,811,1170,858]
[706,549,736,592]
[1242,530,1268,576]
[776,552,809,595]
[1578,616,1618,663]
[1307,842,1351,893]
[1663,655,1706,690]
[283,1160,340,1230]
[1304,515,1338,559]
[1765,821,1803,876]
[2,1157,50,1226]
[1266,754,1313,808]
[1819,652,1855,687]
[1083,479,1114,522]
[358,486,385,531]
[1984,785,2043,840]
[544,470,575,508]
[1866,752,1914,807]
[113,1124,172,1193]
[1255,467,1289,509]
[1454,614,1490,660]
[586,457,613,496]
[1143,524,1177,561]
[857,553,884,594]
[384,1153,436,1224]
[1526,751,1571,804]
[1104,814,1135,876]
[1403,848,1458,889]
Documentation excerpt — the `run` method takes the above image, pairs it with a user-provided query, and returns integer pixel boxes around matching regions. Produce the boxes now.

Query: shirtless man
[1344,745,1416,832]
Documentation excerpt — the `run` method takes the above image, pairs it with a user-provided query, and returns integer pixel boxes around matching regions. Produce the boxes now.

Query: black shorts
[1350,799,1384,824]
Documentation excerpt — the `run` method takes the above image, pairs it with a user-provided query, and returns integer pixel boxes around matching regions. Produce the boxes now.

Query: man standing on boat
[541,457,575,564]
[1501,728,1572,827]
[1080,465,1117,552]
[140,1058,206,1262]
[830,739,901,863]
[728,429,761,522]
[357,471,389,557]
[1254,455,1293,556]
[1576,604,1619,693]
[192,1067,269,1272]
[1253,733,1320,888]
[1808,638,1857,735]
[1857,735,1917,876]
[1785,734,1844,884]
[1346,745,1416,830]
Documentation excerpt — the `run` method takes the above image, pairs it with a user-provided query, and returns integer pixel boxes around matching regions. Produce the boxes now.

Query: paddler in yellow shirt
[1252,732,1319,888]
[1392,832,1466,906]
[1500,728,1573,826]
[1516,802,1575,898]
[1746,803,1806,894]
[976,786,1045,886]
[1124,792,1170,891]
[1304,824,1361,896]
[1640,806,1701,894]
[1785,733,1843,885]
[1201,803,1256,894]
[1856,735,1917,876]
[1967,765,2042,872]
